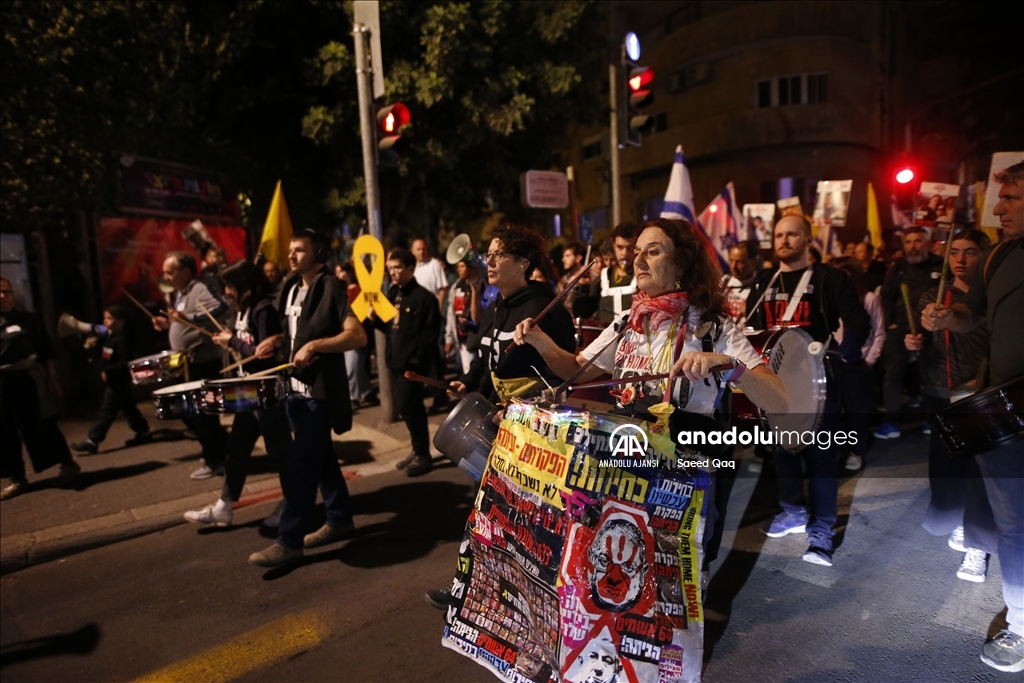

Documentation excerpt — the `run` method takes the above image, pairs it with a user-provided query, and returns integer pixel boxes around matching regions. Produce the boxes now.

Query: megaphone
[58,313,107,338]
[446,233,487,270]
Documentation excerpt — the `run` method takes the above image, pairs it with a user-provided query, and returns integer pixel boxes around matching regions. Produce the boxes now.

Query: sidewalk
[0,396,451,575]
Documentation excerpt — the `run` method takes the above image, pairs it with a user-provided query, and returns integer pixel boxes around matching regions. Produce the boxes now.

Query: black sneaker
[395,452,418,470]
[125,431,153,447]
[406,455,434,477]
[425,588,452,610]
[71,439,98,454]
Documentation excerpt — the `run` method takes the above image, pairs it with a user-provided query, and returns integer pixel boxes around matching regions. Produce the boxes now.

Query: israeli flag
[660,145,697,223]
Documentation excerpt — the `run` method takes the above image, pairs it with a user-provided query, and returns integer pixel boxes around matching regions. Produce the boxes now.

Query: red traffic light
[895,168,914,184]
[627,66,655,92]
[377,103,411,151]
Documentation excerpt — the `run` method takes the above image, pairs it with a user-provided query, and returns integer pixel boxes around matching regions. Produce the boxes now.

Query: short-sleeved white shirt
[414,258,447,296]
[580,308,764,416]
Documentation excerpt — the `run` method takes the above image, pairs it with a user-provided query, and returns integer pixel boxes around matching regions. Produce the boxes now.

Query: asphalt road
[0,432,1011,682]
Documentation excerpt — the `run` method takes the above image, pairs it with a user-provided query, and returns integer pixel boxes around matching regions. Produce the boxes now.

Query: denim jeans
[975,440,1024,637]
[774,359,841,537]
[277,397,352,550]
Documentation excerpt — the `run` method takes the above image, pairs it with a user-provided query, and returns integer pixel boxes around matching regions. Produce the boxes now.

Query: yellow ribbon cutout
[350,235,397,322]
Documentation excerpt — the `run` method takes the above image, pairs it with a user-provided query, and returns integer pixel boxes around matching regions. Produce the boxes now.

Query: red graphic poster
[96,217,247,310]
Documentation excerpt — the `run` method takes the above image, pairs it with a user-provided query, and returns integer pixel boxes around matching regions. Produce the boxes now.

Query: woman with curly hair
[448,223,576,403]
[513,218,788,584]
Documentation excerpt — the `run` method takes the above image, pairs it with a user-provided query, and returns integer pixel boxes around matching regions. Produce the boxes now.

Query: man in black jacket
[876,226,942,438]
[375,248,442,477]
[746,215,871,567]
[248,230,367,568]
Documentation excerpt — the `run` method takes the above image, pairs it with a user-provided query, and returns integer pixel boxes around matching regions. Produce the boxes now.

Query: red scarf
[628,290,690,334]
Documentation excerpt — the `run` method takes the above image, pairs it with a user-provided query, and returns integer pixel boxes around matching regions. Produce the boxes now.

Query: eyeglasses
[483,250,511,263]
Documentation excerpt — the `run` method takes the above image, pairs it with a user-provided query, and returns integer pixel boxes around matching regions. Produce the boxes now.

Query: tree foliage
[303,0,606,240]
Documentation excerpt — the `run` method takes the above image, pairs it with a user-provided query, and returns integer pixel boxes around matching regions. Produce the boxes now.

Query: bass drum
[433,392,499,483]
[738,326,827,451]
[930,375,1024,458]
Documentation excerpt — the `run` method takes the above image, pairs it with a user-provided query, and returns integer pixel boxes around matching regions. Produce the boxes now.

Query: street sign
[353,1,385,100]
[579,213,593,244]
[520,170,569,209]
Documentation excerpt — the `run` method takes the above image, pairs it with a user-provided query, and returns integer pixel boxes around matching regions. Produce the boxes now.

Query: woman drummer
[513,218,788,573]
[183,261,290,527]
[447,222,577,404]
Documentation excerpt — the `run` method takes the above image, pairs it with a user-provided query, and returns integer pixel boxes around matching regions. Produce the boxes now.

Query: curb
[0,482,284,578]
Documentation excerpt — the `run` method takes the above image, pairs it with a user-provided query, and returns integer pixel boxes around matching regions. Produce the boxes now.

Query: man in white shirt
[411,239,447,311]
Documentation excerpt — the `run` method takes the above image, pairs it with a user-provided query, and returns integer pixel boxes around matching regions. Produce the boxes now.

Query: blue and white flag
[697,182,742,265]
[660,145,697,223]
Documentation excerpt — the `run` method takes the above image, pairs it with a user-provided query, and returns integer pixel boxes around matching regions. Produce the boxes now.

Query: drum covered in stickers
[440,399,710,683]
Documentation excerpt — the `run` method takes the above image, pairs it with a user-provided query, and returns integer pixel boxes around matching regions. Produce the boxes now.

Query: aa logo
[609,424,648,458]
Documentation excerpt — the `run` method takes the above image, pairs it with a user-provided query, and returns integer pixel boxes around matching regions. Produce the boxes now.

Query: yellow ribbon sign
[350,235,397,322]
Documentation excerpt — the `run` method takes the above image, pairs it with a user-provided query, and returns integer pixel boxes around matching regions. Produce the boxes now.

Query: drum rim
[759,327,827,430]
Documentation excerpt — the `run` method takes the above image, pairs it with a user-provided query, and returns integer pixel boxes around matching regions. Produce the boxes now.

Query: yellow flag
[258,180,294,269]
[866,182,883,250]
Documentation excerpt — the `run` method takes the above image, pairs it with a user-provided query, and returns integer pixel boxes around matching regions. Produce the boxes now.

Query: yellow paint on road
[132,611,327,683]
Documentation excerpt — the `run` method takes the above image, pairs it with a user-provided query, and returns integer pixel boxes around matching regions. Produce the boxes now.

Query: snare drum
[129,351,188,386]
[200,376,284,414]
[152,380,205,420]
[738,327,827,451]
[575,317,608,352]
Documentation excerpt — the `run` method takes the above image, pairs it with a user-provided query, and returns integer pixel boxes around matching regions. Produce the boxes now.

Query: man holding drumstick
[153,251,229,480]
[247,229,367,568]
[922,161,1024,672]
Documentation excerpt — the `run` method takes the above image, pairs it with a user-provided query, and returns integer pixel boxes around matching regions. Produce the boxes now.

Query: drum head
[763,328,826,446]
[152,380,204,396]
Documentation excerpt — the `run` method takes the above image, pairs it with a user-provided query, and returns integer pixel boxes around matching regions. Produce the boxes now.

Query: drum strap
[781,266,814,322]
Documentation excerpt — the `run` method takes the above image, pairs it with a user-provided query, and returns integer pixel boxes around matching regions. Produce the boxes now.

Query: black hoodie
[461,282,576,403]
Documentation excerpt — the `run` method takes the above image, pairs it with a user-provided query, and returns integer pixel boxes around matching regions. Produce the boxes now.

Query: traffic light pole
[353,21,395,423]
[609,62,622,228]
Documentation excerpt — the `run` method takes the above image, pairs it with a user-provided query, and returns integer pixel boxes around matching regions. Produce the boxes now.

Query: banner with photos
[742,204,776,249]
[441,400,710,683]
[812,180,852,230]
[776,196,803,218]
[914,182,960,229]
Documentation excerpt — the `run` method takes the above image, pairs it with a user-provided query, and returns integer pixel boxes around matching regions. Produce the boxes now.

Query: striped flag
[660,145,697,223]
[697,182,742,266]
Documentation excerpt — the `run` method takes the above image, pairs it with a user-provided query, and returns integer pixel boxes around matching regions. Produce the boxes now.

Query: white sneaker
[957,548,987,582]
[184,503,232,526]
[948,526,966,552]
[844,454,863,471]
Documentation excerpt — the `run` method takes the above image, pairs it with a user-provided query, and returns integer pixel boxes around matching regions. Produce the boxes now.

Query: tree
[302,0,606,244]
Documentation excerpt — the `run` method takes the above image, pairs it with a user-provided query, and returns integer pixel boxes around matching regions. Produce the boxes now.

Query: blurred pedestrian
[572,222,641,323]
[723,240,761,325]
[336,262,372,407]
[445,260,483,374]
[71,304,151,454]
[854,241,886,293]
[1,277,79,500]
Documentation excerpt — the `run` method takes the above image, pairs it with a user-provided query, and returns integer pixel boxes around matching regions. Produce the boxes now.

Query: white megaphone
[446,233,487,270]
[58,313,107,338]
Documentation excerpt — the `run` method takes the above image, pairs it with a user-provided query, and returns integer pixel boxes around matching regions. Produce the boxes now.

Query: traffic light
[621,60,655,147]
[376,102,410,151]
[892,153,916,210]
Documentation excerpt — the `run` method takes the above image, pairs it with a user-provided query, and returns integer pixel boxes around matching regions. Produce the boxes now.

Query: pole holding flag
[257,180,294,269]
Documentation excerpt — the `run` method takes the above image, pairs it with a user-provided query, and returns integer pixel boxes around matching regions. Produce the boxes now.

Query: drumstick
[220,354,258,374]
[120,288,156,320]
[195,298,241,361]
[506,258,599,350]
[934,226,956,310]
[246,362,293,378]
[162,312,216,338]
[196,298,228,333]
[901,283,918,336]
[404,370,451,390]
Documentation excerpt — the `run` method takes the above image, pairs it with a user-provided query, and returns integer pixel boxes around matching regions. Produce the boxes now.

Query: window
[582,140,602,161]
[756,73,828,108]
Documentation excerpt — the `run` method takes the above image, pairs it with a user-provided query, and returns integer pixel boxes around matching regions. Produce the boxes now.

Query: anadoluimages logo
[609,424,649,458]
